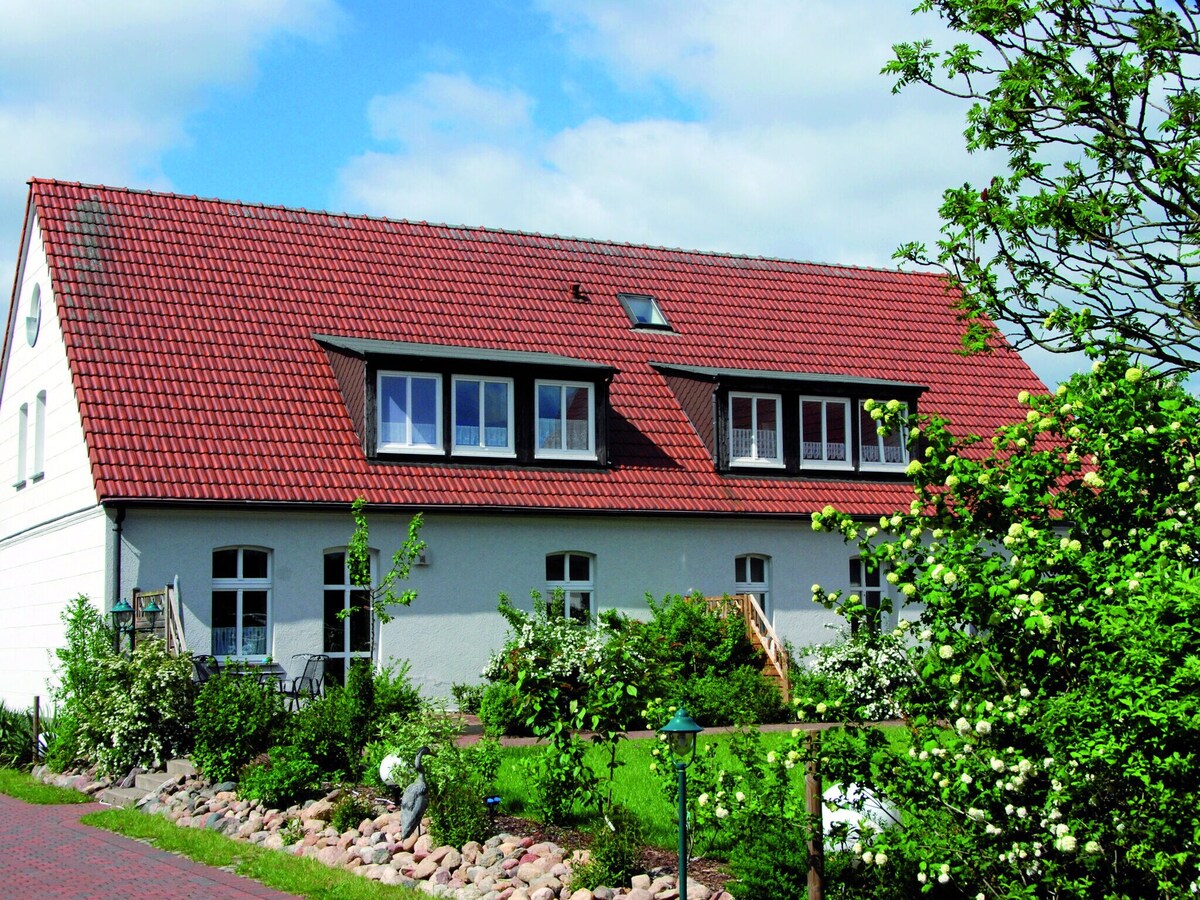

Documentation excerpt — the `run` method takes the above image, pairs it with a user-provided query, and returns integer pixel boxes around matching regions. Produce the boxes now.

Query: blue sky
[0,0,1083,385]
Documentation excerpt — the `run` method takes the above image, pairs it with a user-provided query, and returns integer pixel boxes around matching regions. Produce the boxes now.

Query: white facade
[106,506,892,699]
[0,214,108,708]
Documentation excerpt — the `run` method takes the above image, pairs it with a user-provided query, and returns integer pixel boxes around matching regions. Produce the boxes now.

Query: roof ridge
[27,176,943,280]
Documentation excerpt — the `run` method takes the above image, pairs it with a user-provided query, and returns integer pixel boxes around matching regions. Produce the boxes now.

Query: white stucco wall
[0,216,109,710]
[115,506,900,700]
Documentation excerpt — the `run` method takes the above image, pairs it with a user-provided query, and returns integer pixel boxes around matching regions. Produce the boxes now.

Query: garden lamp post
[660,706,703,900]
[110,598,134,653]
[142,596,162,633]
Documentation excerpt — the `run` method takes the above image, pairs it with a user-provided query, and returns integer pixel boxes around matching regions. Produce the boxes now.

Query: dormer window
[800,397,851,469]
[378,372,442,453]
[618,293,671,330]
[859,400,910,470]
[452,376,514,457]
[536,380,596,460]
[729,392,782,467]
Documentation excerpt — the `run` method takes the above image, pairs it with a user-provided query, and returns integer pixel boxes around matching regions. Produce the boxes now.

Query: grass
[493,725,910,850]
[81,809,425,899]
[0,767,91,804]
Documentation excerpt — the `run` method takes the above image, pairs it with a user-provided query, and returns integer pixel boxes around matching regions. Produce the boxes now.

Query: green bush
[728,821,812,900]
[429,778,491,847]
[193,673,285,783]
[77,639,195,775]
[523,735,598,825]
[237,745,320,809]
[0,702,34,770]
[571,804,646,890]
[374,659,422,723]
[682,665,785,727]
[477,682,527,737]
[450,682,485,715]
[792,627,920,722]
[344,659,376,753]
[284,686,358,780]
[329,790,377,833]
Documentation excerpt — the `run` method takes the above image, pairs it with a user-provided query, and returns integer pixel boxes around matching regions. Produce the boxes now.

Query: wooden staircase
[703,594,790,704]
[131,579,187,655]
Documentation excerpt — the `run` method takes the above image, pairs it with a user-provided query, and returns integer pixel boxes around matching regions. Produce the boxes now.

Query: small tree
[811,358,1200,897]
[344,497,425,666]
[888,0,1200,373]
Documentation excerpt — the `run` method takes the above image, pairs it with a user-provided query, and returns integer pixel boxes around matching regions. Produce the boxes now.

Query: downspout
[111,506,126,609]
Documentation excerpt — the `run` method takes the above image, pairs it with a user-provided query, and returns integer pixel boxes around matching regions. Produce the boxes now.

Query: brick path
[0,793,301,899]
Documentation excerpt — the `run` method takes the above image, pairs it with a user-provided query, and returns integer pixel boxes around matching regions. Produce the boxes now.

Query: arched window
[323,549,374,686]
[211,547,271,658]
[735,554,772,620]
[545,552,595,623]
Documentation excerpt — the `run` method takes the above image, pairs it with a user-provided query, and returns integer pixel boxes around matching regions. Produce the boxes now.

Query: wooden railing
[703,594,790,703]
[132,582,187,655]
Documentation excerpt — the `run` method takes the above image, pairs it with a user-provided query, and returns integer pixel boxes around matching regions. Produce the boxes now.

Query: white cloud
[337,1,995,269]
[0,0,339,322]
[368,74,535,148]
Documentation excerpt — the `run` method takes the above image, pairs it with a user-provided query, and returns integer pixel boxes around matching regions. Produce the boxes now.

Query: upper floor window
[859,400,909,470]
[14,403,28,489]
[545,551,594,623]
[32,391,46,481]
[735,554,772,620]
[453,376,514,456]
[378,372,442,453]
[536,381,595,459]
[25,284,41,347]
[729,393,782,466]
[800,397,850,468]
[212,547,271,658]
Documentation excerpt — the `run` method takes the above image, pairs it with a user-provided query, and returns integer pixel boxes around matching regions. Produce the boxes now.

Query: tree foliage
[812,359,1200,897]
[888,0,1200,372]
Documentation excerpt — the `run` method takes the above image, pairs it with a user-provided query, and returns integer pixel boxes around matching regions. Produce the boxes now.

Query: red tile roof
[25,179,1044,516]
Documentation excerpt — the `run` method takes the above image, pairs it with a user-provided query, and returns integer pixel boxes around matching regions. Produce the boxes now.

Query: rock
[631,874,652,891]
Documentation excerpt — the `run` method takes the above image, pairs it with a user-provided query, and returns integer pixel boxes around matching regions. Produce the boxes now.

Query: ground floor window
[849,556,884,636]
[734,553,772,620]
[545,551,594,623]
[211,547,271,657]
[323,550,373,686]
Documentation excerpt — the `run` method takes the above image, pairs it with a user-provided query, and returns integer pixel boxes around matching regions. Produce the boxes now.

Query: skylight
[618,293,672,330]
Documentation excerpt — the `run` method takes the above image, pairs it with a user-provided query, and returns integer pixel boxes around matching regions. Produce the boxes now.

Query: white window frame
[535,380,596,460]
[15,403,28,489]
[545,551,595,624]
[451,375,515,457]
[377,371,443,454]
[734,554,772,622]
[849,556,889,636]
[858,400,910,472]
[728,392,783,467]
[211,547,273,660]
[323,548,376,685]
[32,391,46,481]
[799,396,852,470]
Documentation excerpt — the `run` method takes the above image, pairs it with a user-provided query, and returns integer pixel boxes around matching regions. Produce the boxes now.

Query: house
[0,179,1044,708]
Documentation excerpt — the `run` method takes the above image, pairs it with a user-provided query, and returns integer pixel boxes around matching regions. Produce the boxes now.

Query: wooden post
[32,696,41,763]
[806,732,825,900]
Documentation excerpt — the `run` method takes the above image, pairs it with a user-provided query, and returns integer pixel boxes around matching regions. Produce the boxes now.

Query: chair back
[192,654,220,684]
[301,654,326,690]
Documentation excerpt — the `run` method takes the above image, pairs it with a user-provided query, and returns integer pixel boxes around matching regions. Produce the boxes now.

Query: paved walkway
[0,793,301,900]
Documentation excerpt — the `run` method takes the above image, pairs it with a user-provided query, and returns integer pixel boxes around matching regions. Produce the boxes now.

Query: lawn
[0,767,91,804]
[492,725,909,851]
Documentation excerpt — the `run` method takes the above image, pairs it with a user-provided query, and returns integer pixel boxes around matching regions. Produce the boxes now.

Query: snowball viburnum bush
[808,358,1200,897]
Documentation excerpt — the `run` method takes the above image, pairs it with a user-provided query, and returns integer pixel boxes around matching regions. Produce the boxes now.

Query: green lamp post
[110,598,134,653]
[660,706,704,900]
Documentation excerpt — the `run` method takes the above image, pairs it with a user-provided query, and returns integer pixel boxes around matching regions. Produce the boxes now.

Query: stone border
[34,765,732,900]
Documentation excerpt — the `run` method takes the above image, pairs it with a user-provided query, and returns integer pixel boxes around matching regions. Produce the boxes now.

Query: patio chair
[191,654,221,685]
[280,654,328,710]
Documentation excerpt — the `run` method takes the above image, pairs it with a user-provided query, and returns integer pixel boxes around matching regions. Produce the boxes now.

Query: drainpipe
[111,506,126,610]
